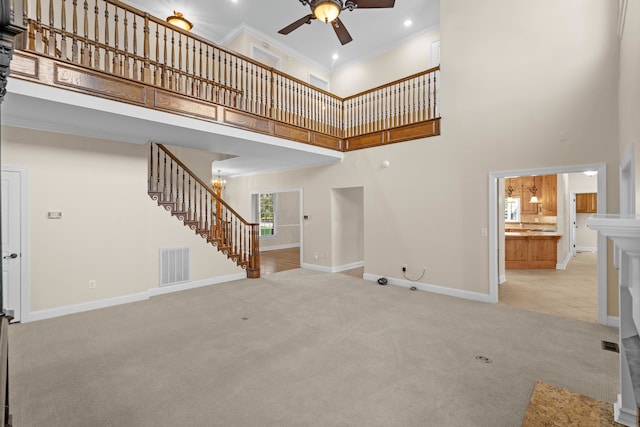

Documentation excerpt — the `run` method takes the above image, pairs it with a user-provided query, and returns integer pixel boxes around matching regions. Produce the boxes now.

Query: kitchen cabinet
[505,232,561,269]
[508,175,557,216]
[541,175,557,216]
[576,193,597,213]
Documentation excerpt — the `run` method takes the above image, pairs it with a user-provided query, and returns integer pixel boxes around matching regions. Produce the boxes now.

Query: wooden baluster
[162,152,167,200]
[92,0,99,68]
[155,144,160,192]
[198,43,203,97]
[81,0,89,64]
[191,40,199,97]
[184,37,190,95]
[47,0,55,55]
[177,33,182,92]
[162,26,167,88]
[420,74,426,121]
[71,0,78,61]
[114,4,121,76]
[59,0,67,58]
[34,0,42,51]
[141,13,151,82]
[204,45,210,99]
[153,22,159,85]
[148,143,153,192]
[132,14,138,80]
[169,29,175,90]
[103,1,111,73]
[433,70,438,118]
[123,11,129,78]
[181,169,186,211]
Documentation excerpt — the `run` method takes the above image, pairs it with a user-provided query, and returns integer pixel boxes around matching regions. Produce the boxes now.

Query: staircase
[148,143,260,278]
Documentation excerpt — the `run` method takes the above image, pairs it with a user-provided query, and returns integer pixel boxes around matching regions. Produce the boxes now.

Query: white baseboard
[362,273,494,303]
[148,272,246,297]
[576,246,598,253]
[499,274,506,284]
[260,243,300,252]
[28,292,149,323]
[557,252,571,270]
[301,261,364,274]
[614,394,637,426]
[607,316,621,328]
[26,272,246,323]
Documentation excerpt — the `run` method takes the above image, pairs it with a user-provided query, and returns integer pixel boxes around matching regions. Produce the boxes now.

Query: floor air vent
[601,340,619,353]
[160,247,190,286]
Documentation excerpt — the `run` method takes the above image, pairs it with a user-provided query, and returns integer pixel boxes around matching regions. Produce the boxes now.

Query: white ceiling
[125,0,440,72]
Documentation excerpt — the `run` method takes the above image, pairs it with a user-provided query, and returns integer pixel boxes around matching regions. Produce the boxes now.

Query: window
[259,193,276,237]
[505,198,521,222]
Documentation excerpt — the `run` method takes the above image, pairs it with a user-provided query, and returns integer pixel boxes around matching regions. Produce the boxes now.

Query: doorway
[489,164,609,325]
[1,167,28,322]
[251,189,303,275]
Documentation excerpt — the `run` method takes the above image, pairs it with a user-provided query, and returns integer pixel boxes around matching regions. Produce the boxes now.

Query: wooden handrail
[156,143,256,227]
[343,65,441,101]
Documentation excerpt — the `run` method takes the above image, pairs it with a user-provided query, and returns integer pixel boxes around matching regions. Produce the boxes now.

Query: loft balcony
[4,0,440,173]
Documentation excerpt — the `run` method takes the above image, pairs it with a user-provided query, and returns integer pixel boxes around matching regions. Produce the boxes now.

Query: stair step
[171,211,188,218]
[184,220,199,227]
[148,191,163,200]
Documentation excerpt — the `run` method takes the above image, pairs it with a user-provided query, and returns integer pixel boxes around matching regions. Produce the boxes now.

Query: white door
[1,170,22,321]
[569,193,577,257]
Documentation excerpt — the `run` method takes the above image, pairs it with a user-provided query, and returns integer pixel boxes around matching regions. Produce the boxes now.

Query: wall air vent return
[159,247,190,286]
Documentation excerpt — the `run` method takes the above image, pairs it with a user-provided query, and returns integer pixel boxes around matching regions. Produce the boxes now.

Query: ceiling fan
[278,0,396,46]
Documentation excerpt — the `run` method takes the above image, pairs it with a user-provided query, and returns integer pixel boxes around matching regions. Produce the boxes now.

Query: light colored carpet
[9,269,619,426]
[521,381,623,426]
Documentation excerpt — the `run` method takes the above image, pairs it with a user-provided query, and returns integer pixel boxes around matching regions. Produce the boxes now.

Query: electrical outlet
[402,264,407,272]
[89,280,97,289]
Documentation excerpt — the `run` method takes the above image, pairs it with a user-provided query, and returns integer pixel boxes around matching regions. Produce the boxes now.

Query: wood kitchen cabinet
[576,193,597,213]
[509,175,557,216]
[541,175,557,216]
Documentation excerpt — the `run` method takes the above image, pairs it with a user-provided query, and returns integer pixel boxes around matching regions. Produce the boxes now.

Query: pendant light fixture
[529,180,539,203]
[505,178,515,203]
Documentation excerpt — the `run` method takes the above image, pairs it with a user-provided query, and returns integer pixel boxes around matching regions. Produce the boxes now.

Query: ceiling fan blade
[353,0,396,8]
[331,17,353,45]
[278,14,315,35]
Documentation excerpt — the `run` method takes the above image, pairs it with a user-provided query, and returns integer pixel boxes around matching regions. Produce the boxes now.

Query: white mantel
[588,214,640,427]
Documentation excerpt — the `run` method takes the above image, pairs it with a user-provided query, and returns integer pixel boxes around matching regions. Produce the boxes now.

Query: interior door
[1,170,22,321]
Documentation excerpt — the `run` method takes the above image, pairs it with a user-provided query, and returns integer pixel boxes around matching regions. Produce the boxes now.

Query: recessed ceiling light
[332,53,339,60]
[404,19,412,27]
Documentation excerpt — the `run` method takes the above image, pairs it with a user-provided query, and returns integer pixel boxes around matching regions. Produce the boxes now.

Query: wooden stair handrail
[155,143,256,227]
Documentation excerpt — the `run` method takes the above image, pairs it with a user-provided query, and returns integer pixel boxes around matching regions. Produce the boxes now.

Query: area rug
[521,381,622,426]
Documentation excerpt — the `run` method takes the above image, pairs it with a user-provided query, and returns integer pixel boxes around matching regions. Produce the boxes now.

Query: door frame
[489,163,608,325]
[250,188,304,265]
[1,166,30,323]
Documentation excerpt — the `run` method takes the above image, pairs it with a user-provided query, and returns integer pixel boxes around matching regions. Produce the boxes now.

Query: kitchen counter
[505,231,562,269]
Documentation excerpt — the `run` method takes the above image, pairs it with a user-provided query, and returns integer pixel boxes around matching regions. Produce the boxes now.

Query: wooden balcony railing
[148,142,261,278]
[9,0,440,151]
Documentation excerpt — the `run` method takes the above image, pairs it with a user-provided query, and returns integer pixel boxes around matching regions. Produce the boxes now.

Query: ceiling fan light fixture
[166,11,193,31]
[313,0,342,23]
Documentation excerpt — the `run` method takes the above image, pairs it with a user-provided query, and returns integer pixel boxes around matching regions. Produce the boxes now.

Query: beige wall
[227,0,621,311]
[223,30,331,87]
[331,30,440,97]
[1,127,242,313]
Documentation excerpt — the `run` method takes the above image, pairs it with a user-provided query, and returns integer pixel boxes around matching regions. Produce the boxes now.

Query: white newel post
[588,215,640,427]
